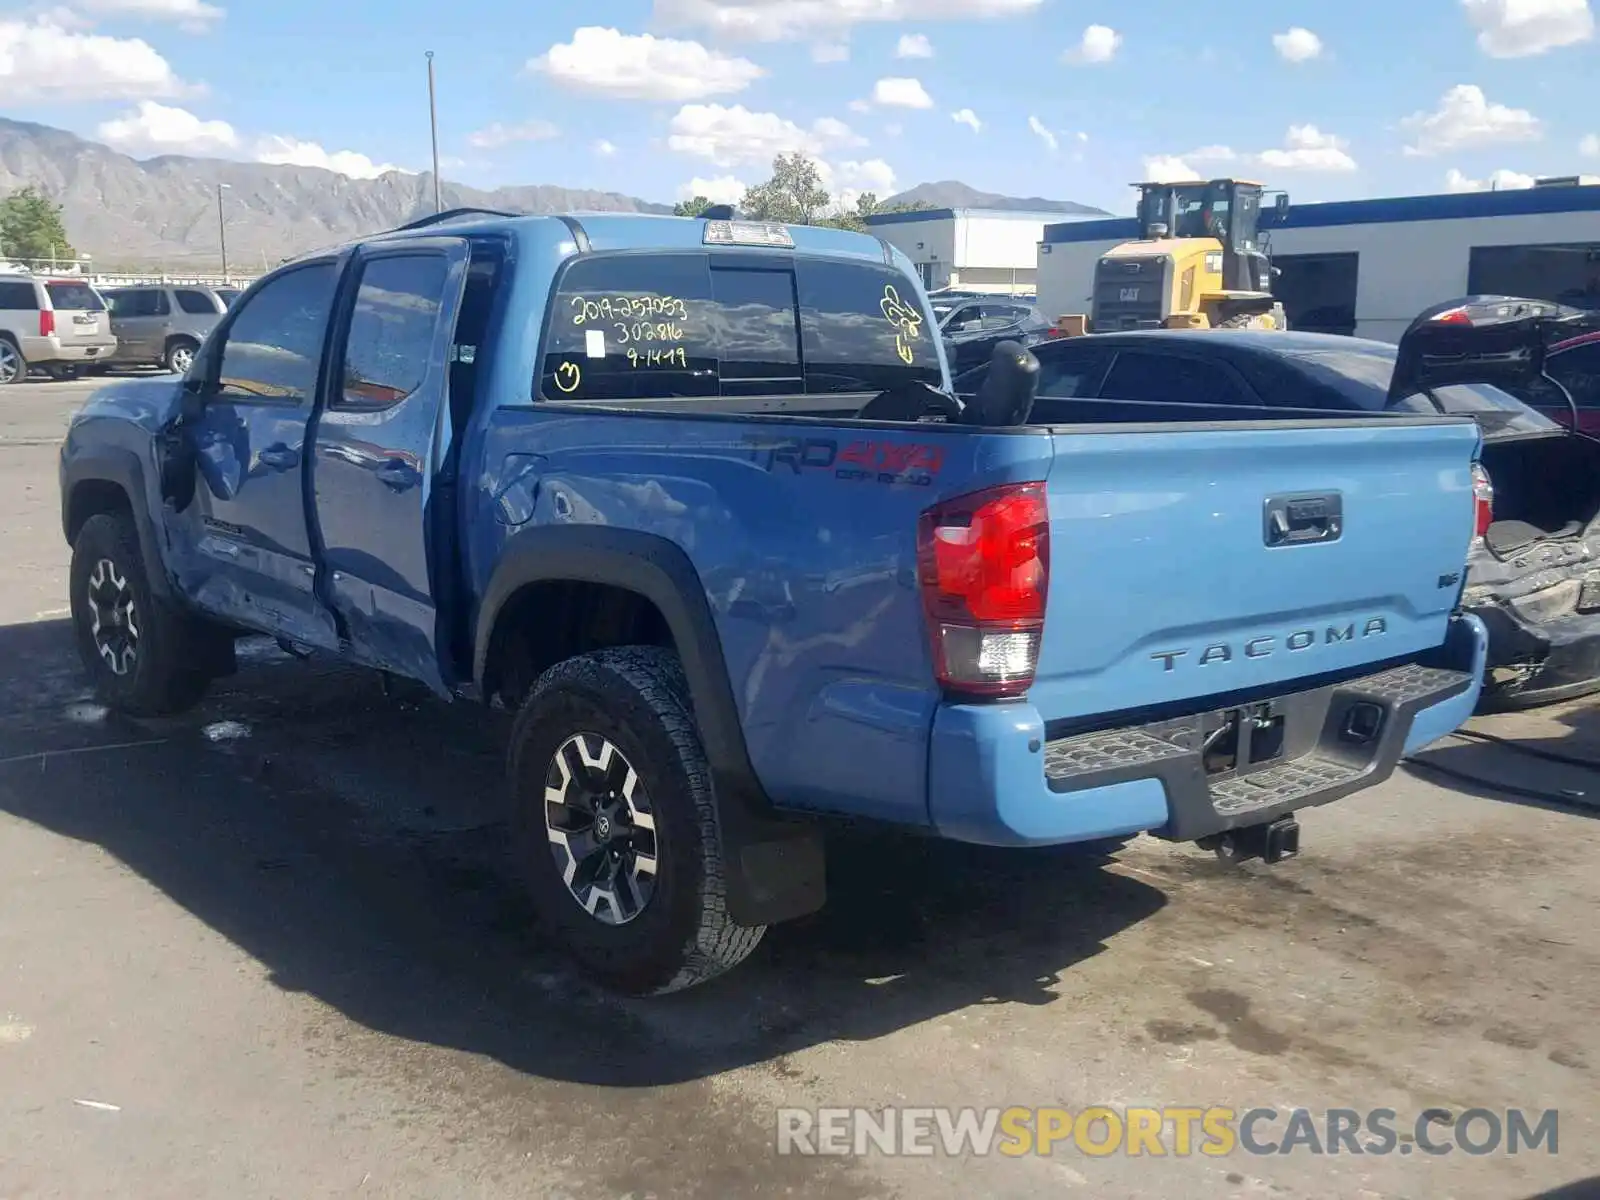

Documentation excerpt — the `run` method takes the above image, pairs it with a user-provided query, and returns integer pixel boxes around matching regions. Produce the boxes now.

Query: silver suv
[103,284,228,374]
[0,275,117,383]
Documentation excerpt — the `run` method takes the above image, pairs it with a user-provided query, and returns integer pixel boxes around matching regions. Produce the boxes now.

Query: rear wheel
[508,646,766,994]
[164,338,199,375]
[0,338,25,385]
[69,512,212,716]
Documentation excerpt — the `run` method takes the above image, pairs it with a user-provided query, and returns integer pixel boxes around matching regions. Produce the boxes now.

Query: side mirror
[964,340,1040,427]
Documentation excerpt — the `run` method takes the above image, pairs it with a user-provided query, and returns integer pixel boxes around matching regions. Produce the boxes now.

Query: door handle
[258,444,299,470]
[374,459,419,491]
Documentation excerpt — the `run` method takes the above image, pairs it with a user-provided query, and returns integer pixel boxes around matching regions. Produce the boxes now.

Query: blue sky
[3,0,1598,214]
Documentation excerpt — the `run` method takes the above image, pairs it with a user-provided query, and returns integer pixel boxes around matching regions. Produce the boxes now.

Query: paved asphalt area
[0,379,1597,1199]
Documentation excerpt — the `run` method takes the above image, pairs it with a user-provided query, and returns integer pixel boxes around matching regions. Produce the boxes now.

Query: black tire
[0,337,25,385]
[69,512,212,716]
[164,338,199,375]
[508,645,766,995]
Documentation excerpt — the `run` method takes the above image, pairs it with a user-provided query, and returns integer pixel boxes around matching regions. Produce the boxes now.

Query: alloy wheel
[543,732,660,925]
[86,557,139,676]
[0,343,21,384]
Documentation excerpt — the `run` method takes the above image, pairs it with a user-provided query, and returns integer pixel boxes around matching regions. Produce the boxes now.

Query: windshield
[1279,343,1563,436]
[46,281,105,311]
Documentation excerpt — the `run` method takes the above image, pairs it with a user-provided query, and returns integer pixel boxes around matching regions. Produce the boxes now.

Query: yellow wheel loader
[1072,178,1290,334]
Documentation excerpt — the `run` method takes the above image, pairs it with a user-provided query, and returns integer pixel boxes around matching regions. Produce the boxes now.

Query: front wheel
[508,646,766,995]
[69,512,213,716]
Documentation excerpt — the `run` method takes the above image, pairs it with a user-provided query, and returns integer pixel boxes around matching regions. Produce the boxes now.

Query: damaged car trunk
[1393,297,1600,709]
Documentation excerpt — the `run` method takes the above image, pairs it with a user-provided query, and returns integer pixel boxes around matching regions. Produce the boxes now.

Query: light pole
[426,50,442,213]
[216,182,231,280]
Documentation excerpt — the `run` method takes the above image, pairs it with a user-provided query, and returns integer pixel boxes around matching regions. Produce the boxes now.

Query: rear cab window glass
[538,251,940,403]
[45,282,105,311]
[175,288,221,315]
[336,255,448,409]
[0,281,37,309]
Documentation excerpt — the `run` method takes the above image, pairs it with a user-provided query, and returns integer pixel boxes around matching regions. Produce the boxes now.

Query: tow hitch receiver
[1199,816,1301,865]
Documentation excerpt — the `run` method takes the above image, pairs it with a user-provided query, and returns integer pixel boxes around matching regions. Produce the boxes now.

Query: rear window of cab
[537,251,942,403]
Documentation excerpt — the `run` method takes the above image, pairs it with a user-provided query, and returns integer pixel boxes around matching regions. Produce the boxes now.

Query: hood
[1389,295,1600,407]
[72,375,186,436]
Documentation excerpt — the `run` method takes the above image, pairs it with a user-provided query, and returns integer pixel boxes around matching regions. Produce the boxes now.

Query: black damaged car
[953,296,1600,710]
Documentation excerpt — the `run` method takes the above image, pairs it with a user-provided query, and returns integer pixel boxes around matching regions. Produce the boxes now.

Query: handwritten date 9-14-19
[627,347,688,369]
[570,294,689,324]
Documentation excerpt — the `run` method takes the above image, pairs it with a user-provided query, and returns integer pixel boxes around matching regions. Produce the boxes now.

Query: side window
[1035,348,1111,397]
[0,281,38,309]
[944,304,982,333]
[335,255,448,410]
[796,259,941,394]
[1099,351,1251,407]
[152,289,171,316]
[1548,343,1600,410]
[214,262,338,403]
[117,289,156,317]
[175,288,220,315]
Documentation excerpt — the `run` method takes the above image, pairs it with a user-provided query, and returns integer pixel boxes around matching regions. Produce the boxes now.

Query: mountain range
[0,118,1109,270]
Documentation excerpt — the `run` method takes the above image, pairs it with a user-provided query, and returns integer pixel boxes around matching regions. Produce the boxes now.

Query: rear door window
[45,281,105,311]
[0,281,37,310]
[1035,346,1112,397]
[1099,350,1254,406]
[175,288,221,315]
[539,252,939,403]
[112,289,168,318]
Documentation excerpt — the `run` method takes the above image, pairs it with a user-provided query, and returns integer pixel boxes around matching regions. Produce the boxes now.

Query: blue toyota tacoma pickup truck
[58,208,1490,994]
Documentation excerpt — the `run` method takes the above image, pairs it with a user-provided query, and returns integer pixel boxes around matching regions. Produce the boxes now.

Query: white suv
[0,275,117,384]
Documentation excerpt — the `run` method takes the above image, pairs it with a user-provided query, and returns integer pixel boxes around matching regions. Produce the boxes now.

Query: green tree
[741,152,831,225]
[672,195,713,217]
[0,186,75,263]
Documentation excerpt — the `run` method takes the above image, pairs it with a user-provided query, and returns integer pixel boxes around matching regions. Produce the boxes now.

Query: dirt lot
[0,380,1596,1199]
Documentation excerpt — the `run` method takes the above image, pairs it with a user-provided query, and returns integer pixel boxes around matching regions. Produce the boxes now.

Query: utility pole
[426,50,443,213]
[216,182,231,279]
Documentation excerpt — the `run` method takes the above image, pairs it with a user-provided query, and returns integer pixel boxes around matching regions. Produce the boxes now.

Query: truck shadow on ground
[1404,700,1600,821]
[0,617,1167,1090]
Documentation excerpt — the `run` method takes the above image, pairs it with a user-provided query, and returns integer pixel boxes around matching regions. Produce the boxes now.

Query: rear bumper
[21,335,117,363]
[1472,592,1600,710]
[927,612,1488,847]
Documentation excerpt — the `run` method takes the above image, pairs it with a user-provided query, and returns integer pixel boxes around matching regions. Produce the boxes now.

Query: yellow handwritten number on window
[880,285,923,365]
[554,361,582,393]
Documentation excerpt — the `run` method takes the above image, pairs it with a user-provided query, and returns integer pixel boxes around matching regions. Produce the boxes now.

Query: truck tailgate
[1032,417,1482,723]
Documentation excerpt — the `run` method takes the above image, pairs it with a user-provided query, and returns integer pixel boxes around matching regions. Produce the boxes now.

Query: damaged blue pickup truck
[60,208,1489,994]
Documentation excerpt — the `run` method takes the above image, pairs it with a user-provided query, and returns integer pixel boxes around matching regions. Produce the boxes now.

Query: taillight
[1471,462,1494,540]
[1432,307,1472,326]
[38,309,54,337]
[916,482,1049,699]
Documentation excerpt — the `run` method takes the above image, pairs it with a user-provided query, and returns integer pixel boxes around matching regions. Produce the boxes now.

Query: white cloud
[653,0,1043,41]
[1401,84,1542,155]
[466,120,559,150]
[871,76,933,108]
[818,156,897,208]
[1142,155,1197,182]
[1272,26,1323,62]
[1461,0,1593,57]
[96,100,236,154]
[1146,125,1358,176]
[952,107,981,132]
[1028,115,1058,152]
[1445,166,1537,191]
[81,0,224,32]
[530,26,764,101]
[594,138,618,156]
[1076,130,1090,143]
[884,121,903,136]
[682,175,747,204]
[812,41,848,61]
[0,14,189,100]
[254,135,407,179]
[1582,133,1600,156]
[667,103,866,166]
[1064,24,1120,64]
[896,33,933,57]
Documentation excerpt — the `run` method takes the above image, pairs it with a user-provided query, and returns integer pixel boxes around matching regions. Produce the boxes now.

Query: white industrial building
[1035,182,1600,343]
[864,207,1103,295]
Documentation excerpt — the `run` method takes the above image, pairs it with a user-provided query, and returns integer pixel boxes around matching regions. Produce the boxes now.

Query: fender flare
[473,524,826,925]
[60,448,176,601]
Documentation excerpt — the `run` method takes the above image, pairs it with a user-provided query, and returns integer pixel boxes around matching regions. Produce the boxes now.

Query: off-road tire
[508,645,766,994]
[69,512,212,716]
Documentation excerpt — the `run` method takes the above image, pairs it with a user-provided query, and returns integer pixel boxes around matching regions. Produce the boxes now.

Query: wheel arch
[62,450,175,601]
[475,525,825,926]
